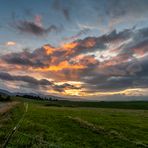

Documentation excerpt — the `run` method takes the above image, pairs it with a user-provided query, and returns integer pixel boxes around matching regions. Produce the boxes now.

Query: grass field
[0,98,148,148]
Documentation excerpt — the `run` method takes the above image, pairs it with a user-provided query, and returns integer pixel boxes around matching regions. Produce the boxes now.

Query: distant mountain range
[0,89,12,95]
[0,88,63,100]
[0,88,148,101]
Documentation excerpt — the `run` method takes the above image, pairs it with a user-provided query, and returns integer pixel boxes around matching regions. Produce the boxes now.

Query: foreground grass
[0,100,148,148]
[0,103,24,147]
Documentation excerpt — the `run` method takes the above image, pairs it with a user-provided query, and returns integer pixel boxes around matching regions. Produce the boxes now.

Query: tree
[6,96,11,101]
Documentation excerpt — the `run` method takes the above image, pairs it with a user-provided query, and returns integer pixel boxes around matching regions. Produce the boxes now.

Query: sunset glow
[0,0,148,100]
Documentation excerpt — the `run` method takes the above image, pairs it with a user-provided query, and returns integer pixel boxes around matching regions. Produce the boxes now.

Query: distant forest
[16,94,58,101]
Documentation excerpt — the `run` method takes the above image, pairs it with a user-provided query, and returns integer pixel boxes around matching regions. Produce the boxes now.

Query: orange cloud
[61,42,78,50]
[34,61,86,72]
[43,44,55,55]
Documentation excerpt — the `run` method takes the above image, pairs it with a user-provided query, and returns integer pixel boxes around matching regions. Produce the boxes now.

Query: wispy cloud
[53,0,71,21]
[63,28,90,41]
[10,14,62,37]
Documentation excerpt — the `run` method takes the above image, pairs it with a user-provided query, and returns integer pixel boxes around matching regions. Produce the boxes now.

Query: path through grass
[0,101,148,147]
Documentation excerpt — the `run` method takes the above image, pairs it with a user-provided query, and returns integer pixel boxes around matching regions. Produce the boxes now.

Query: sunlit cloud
[1,26,148,97]
[5,41,16,46]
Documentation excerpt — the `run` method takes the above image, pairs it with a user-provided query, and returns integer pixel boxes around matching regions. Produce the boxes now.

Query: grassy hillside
[15,96,148,110]
[0,99,148,148]
[44,100,148,110]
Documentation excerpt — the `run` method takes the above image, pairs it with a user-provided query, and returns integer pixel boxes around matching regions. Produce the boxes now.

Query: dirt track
[0,102,19,114]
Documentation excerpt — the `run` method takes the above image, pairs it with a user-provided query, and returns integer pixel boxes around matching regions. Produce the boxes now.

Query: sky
[0,0,148,100]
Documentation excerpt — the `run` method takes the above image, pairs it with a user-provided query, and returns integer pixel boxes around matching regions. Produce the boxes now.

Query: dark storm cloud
[12,20,61,36]
[52,83,80,92]
[2,53,34,66]
[136,56,148,77]
[85,75,148,92]
[1,49,46,67]
[61,28,133,56]
[1,46,55,68]
[0,72,52,85]
[81,56,148,92]
[0,72,79,92]
[118,27,148,56]
[9,8,63,37]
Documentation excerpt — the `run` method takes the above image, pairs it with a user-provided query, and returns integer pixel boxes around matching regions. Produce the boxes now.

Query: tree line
[16,94,58,101]
[0,94,11,102]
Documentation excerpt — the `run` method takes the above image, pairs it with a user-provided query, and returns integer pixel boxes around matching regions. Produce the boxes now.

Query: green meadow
[0,98,148,148]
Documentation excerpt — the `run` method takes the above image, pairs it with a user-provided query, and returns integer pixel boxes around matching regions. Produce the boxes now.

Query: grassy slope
[44,100,148,110]
[0,99,148,148]
[15,96,148,109]
[0,103,24,147]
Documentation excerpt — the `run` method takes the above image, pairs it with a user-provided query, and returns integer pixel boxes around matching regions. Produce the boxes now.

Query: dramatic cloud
[10,14,62,37]
[0,26,148,96]
[63,28,90,41]
[0,72,79,93]
[0,72,52,85]
[0,6,148,95]
[13,21,60,36]
[1,0,148,99]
